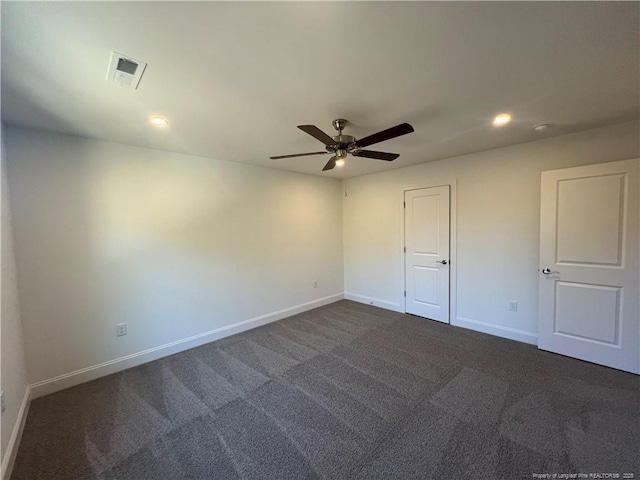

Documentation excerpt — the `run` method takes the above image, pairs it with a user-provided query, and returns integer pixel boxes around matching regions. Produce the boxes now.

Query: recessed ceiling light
[335,159,345,167]
[533,123,550,132]
[150,116,168,126]
[493,113,511,126]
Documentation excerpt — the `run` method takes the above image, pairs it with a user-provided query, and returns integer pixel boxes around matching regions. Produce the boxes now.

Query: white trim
[1,387,31,480]
[453,316,538,346]
[344,292,403,312]
[29,294,344,399]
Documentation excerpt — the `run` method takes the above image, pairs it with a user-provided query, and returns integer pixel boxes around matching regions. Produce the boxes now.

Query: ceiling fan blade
[298,125,338,147]
[270,151,328,160]
[322,157,337,171]
[352,150,399,161]
[354,123,414,148]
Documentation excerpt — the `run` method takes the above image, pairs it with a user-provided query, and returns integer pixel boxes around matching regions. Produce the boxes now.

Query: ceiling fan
[270,119,414,171]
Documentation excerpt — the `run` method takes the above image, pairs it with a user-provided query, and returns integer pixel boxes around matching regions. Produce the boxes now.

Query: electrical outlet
[1,391,6,415]
[116,323,127,337]
[313,280,318,288]
[509,301,518,312]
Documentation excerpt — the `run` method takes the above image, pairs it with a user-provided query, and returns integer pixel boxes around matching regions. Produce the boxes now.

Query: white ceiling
[2,2,638,178]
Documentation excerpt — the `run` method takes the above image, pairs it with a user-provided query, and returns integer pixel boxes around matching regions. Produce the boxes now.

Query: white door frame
[401,180,457,323]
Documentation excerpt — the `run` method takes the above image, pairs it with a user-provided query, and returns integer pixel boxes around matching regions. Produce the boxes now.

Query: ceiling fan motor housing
[328,135,357,154]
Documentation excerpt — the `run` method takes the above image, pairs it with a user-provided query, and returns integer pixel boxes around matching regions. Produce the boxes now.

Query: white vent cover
[106,52,147,89]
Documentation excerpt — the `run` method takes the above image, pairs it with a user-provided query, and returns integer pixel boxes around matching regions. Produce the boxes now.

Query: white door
[404,186,450,323]
[539,159,639,374]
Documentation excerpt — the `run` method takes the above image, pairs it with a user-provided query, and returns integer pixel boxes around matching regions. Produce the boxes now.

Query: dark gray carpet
[11,300,639,479]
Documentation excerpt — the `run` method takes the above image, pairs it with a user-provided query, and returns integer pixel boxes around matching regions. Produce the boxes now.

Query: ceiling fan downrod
[332,118,347,135]
[330,119,355,151]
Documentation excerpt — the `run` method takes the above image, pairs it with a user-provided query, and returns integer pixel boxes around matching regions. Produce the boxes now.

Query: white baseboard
[29,293,344,399]
[453,316,538,346]
[344,292,403,313]
[1,386,31,480]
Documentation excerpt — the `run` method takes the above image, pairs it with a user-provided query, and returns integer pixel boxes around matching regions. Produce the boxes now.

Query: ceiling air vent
[106,51,147,89]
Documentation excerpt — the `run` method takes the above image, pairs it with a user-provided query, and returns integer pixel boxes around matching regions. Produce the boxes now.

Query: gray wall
[5,127,344,394]
[1,123,29,474]
[343,120,640,343]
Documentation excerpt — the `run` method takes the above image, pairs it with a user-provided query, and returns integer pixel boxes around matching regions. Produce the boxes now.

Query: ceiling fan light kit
[270,118,414,172]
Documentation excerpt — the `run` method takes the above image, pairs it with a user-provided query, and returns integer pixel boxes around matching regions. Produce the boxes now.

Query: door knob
[542,268,558,274]
[436,260,448,265]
